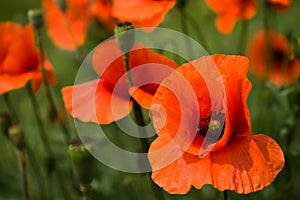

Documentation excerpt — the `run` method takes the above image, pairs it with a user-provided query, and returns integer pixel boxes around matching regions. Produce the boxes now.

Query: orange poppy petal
[150,55,251,154]
[43,57,57,86]
[112,0,175,28]
[43,0,89,50]
[62,79,133,124]
[1,25,39,75]
[210,55,252,150]
[92,39,179,94]
[150,134,284,194]
[205,0,235,13]
[268,0,291,11]
[247,30,300,86]
[210,134,285,193]
[149,133,212,194]
[216,8,239,34]
[0,72,42,94]
[206,0,256,34]
[129,86,153,109]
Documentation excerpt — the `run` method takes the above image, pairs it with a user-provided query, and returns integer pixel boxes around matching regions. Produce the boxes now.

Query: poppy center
[197,112,225,142]
[271,48,287,67]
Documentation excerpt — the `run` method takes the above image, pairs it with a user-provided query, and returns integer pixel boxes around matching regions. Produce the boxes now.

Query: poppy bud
[8,125,25,151]
[114,22,135,53]
[68,138,95,186]
[54,0,67,12]
[27,8,44,30]
[294,37,300,61]
[0,113,12,138]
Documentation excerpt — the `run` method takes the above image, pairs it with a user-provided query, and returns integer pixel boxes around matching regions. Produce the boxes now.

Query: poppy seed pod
[27,8,44,30]
[69,138,95,186]
[54,0,67,12]
[8,125,25,151]
[114,22,135,53]
[0,113,12,137]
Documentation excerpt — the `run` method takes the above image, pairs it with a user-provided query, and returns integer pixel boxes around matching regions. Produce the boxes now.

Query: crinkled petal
[150,134,284,194]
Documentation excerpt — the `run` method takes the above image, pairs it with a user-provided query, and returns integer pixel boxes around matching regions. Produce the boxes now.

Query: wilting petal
[62,79,133,124]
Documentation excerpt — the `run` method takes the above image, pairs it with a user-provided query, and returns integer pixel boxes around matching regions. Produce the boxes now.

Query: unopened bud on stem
[114,22,135,53]
[27,8,44,30]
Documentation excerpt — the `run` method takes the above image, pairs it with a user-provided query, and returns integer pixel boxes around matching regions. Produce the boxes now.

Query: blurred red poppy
[134,54,284,194]
[62,39,178,124]
[247,30,300,86]
[205,0,257,34]
[268,0,291,11]
[43,0,115,50]
[0,22,56,94]
[112,0,175,30]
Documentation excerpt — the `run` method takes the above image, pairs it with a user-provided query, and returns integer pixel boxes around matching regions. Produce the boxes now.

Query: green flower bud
[69,138,95,186]
[0,113,12,137]
[27,8,44,30]
[114,22,135,53]
[8,125,25,150]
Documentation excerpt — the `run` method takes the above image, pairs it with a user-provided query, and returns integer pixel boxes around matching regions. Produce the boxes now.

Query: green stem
[26,84,54,173]
[35,29,71,142]
[19,149,30,200]
[3,93,18,124]
[123,53,134,86]
[123,53,149,151]
[123,53,165,199]
[223,190,228,200]
[2,93,48,199]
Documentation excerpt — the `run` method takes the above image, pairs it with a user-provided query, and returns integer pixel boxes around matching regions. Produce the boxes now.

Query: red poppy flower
[62,39,179,124]
[112,0,175,30]
[247,30,300,86]
[268,0,291,12]
[132,54,284,194]
[43,0,115,50]
[205,0,257,34]
[0,22,56,94]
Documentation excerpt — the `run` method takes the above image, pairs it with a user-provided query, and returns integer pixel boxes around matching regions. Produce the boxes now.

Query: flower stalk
[28,8,71,142]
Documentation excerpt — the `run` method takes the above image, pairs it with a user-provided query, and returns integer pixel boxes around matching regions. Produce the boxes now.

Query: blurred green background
[1,0,300,199]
